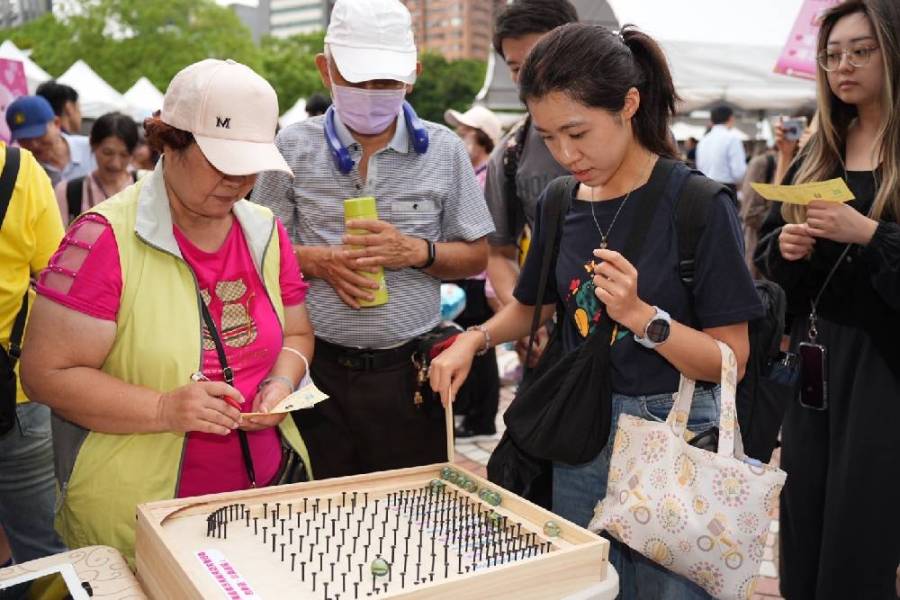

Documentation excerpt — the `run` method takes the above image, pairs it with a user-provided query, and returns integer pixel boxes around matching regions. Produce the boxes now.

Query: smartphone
[688,426,719,452]
[782,117,808,142]
[798,342,827,410]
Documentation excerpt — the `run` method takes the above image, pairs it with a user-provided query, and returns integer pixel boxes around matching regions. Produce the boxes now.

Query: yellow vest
[53,163,311,564]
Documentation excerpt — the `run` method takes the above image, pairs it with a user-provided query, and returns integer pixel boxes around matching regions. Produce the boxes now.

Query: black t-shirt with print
[514,161,764,396]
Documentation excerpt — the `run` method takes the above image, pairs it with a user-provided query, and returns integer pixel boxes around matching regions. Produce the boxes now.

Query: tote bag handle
[665,341,746,460]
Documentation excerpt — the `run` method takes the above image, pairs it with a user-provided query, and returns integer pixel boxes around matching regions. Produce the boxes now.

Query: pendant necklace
[589,154,655,249]
[590,185,630,250]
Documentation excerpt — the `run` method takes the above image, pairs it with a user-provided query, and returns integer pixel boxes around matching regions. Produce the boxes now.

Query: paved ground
[451,348,783,599]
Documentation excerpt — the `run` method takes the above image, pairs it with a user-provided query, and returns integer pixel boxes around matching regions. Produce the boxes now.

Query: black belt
[316,337,417,371]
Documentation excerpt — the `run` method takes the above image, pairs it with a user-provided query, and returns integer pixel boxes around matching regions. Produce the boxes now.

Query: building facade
[404,0,504,61]
[268,0,335,38]
[0,0,51,28]
[263,0,502,61]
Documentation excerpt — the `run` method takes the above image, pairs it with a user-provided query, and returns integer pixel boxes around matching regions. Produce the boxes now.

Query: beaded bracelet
[258,375,295,394]
[466,325,491,357]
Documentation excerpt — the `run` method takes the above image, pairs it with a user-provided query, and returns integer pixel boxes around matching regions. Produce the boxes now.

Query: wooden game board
[135,463,612,599]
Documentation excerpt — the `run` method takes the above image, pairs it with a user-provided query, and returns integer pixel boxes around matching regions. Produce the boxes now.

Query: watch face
[646,318,671,344]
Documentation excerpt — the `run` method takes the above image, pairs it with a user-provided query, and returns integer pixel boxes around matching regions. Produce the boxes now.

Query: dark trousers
[293,339,447,480]
[448,279,500,434]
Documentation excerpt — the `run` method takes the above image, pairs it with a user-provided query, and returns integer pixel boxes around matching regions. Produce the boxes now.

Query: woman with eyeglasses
[755,1,900,597]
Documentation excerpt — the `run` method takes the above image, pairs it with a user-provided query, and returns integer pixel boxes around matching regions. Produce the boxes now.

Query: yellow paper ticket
[750,178,855,205]
[242,382,329,418]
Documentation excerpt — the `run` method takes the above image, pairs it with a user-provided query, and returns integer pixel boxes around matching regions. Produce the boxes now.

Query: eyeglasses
[817,46,879,72]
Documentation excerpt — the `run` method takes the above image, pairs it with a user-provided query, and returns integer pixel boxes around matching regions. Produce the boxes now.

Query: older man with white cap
[21,58,315,562]
[252,0,494,479]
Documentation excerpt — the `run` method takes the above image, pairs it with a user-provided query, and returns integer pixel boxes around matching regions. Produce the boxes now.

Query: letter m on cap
[216,116,231,129]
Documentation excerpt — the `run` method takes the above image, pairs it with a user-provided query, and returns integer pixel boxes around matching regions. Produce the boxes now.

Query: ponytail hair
[519,23,680,158]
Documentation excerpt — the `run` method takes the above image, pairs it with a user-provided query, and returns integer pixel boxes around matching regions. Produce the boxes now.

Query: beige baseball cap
[161,59,292,177]
[444,105,503,146]
[325,0,418,85]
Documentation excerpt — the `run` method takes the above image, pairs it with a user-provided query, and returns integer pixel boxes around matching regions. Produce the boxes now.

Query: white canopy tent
[0,40,50,93]
[662,40,815,113]
[123,76,164,122]
[58,60,128,119]
[608,0,816,113]
[279,97,307,128]
[480,0,816,120]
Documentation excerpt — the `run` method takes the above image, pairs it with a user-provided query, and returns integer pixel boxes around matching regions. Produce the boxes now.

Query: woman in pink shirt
[20,59,313,559]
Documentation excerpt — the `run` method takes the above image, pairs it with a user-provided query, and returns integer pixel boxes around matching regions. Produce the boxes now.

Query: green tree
[408,52,487,123]
[259,30,327,115]
[0,0,259,93]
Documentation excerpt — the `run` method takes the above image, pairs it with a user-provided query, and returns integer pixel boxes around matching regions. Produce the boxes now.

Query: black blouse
[755,163,900,359]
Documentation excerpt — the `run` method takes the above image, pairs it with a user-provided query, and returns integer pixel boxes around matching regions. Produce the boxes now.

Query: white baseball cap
[325,0,418,85]
[444,105,503,146]
[161,59,292,177]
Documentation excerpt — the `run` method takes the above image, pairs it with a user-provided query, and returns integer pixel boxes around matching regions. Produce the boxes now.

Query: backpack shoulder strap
[676,171,733,288]
[0,146,21,231]
[502,115,531,248]
[764,153,776,184]
[524,175,576,366]
[67,176,85,223]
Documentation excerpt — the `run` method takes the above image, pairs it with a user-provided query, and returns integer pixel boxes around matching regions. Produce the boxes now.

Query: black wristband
[415,239,436,270]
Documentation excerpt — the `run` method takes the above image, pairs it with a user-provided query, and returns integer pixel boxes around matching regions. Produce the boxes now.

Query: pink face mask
[331,83,406,135]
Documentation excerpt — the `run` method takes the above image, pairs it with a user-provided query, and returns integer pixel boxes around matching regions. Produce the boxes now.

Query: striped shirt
[252,112,494,349]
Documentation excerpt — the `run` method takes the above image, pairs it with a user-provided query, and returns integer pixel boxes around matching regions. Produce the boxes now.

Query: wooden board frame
[136,463,612,599]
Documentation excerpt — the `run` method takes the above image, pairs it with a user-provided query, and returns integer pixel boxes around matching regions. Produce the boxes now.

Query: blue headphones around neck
[324,101,429,175]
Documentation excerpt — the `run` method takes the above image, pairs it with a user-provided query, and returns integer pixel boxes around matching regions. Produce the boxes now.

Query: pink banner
[0,58,28,143]
[774,0,842,81]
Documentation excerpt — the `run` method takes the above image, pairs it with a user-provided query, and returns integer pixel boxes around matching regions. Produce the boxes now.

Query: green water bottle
[344,196,389,307]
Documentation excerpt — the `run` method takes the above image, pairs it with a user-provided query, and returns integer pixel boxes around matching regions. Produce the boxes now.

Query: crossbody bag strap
[0,146,26,364]
[524,175,577,369]
[0,146,20,230]
[579,157,680,352]
[7,295,28,367]
[198,295,257,487]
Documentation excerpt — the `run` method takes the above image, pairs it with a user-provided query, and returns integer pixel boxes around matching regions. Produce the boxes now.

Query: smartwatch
[414,239,436,270]
[634,306,671,349]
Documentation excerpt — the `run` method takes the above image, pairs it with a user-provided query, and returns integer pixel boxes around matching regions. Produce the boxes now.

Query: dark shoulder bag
[676,173,793,462]
[0,147,24,435]
[503,158,678,466]
[487,174,575,508]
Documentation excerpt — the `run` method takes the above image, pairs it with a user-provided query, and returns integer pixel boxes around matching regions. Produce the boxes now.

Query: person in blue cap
[5,95,95,188]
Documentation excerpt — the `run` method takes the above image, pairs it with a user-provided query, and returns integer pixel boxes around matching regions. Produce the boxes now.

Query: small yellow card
[242,383,329,418]
[750,178,855,205]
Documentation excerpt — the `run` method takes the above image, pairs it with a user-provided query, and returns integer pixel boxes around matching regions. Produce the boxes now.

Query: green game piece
[479,488,501,507]
[440,466,456,481]
[429,479,446,493]
[462,479,478,493]
[486,510,502,527]
[370,557,389,577]
[543,520,562,538]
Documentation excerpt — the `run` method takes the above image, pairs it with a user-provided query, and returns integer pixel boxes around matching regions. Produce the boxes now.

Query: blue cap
[5,95,55,141]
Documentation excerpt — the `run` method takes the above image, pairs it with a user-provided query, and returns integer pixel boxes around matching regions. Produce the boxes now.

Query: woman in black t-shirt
[430,23,761,599]
[755,1,900,598]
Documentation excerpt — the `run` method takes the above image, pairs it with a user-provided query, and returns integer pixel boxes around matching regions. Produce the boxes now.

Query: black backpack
[676,172,791,462]
[0,146,24,435]
[66,171,138,223]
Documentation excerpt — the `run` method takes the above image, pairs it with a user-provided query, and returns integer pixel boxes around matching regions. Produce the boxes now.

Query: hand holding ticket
[750,178,855,205]
[242,382,329,418]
